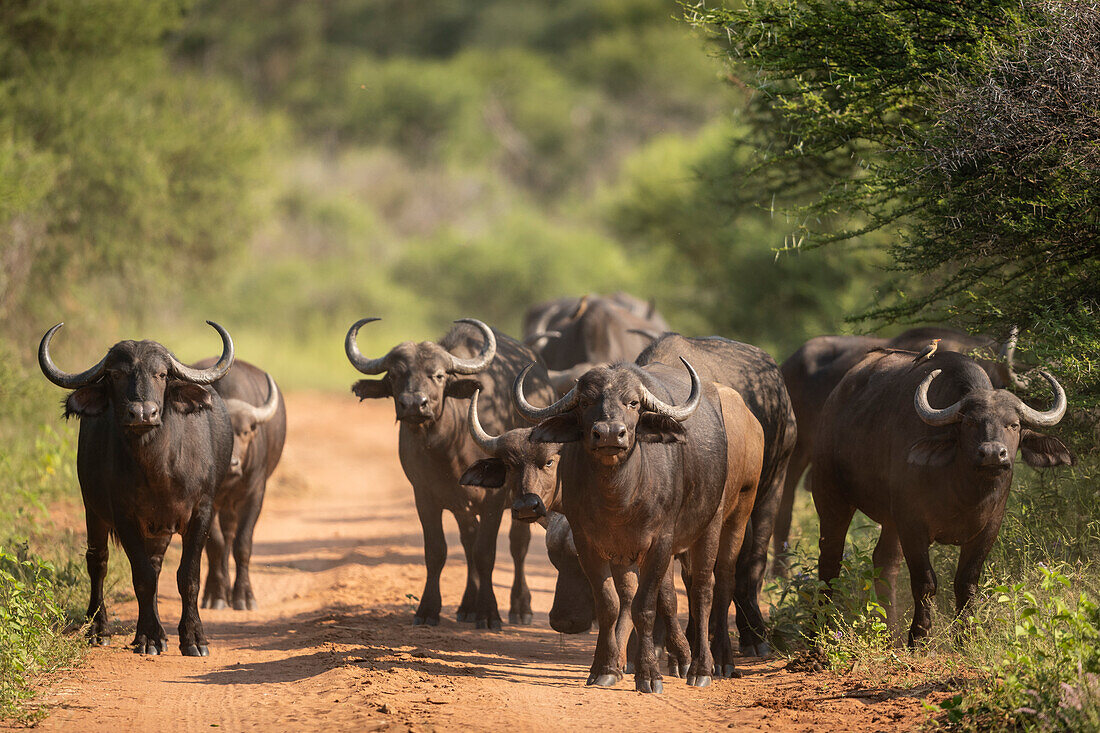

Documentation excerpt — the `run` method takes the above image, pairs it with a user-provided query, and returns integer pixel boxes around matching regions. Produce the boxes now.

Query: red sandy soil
[17,393,943,731]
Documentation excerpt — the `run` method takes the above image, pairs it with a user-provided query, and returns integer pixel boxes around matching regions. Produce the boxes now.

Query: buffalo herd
[38,292,1074,693]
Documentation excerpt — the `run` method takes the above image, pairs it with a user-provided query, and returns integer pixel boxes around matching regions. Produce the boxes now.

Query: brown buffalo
[346,318,554,629]
[773,327,1023,575]
[514,357,764,692]
[197,359,286,611]
[811,349,1072,645]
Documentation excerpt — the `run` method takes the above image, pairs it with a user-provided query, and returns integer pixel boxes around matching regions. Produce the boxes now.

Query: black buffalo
[197,358,286,611]
[346,317,554,629]
[514,355,765,692]
[773,327,1023,575]
[811,349,1071,645]
[39,321,235,656]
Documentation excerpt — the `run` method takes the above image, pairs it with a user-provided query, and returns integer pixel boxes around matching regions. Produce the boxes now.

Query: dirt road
[26,393,935,731]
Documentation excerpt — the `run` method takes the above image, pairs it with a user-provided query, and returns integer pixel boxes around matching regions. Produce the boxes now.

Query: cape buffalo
[514,357,764,692]
[39,321,235,656]
[524,294,670,374]
[197,359,286,611]
[773,326,1023,576]
[345,317,554,629]
[811,349,1072,645]
[460,391,689,676]
[636,334,796,657]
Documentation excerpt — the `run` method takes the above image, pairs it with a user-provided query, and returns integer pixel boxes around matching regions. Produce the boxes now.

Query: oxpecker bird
[916,338,941,361]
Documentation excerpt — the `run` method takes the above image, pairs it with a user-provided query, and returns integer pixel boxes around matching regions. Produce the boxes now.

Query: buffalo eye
[433,372,446,382]
[543,458,555,468]
[157,371,168,380]
[1009,422,1020,431]
[628,399,640,409]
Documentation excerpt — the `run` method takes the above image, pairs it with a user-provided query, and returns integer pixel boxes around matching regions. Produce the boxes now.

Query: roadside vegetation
[0,0,1097,727]
[700,1,1100,728]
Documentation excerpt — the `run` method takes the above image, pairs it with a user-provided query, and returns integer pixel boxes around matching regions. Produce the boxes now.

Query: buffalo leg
[413,491,446,626]
[614,566,638,673]
[84,513,111,646]
[772,444,809,577]
[231,479,266,610]
[508,518,533,625]
[736,468,785,656]
[201,507,231,610]
[897,525,936,647]
[952,528,998,644]
[684,527,719,689]
[712,514,750,678]
[473,499,503,631]
[658,565,690,678]
[576,538,621,687]
[455,513,480,623]
[871,522,903,634]
[178,501,213,657]
[116,520,168,655]
[632,544,671,694]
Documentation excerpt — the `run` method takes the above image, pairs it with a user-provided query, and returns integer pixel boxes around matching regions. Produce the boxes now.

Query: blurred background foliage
[1,0,1096,722]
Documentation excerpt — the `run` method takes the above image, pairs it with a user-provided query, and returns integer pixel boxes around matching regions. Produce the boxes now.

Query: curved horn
[524,330,561,347]
[467,389,504,453]
[38,323,109,389]
[513,363,580,422]
[570,295,590,321]
[448,319,496,374]
[246,372,280,425]
[627,328,662,344]
[167,321,235,385]
[1014,370,1067,427]
[638,357,701,422]
[345,317,388,375]
[913,369,964,426]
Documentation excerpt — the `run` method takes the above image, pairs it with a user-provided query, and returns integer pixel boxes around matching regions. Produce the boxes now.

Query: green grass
[769,458,1100,730]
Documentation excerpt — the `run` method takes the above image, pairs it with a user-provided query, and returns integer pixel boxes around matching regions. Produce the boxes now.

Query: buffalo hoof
[667,662,689,678]
[182,644,210,657]
[456,610,477,623]
[509,612,534,625]
[742,640,771,658]
[686,675,711,688]
[133,637,166,656]
[232,597,257,611]
[211,598,228,611]
[718,664,742,679]
[475,618,503,632]
[589,673,620,688]
[635,678,664,694]
[413,615,439,627]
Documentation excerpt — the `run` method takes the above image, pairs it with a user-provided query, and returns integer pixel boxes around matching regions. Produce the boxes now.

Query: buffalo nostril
[617,428,626,439]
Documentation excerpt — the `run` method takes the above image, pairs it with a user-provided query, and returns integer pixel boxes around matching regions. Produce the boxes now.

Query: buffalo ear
[460,458,507,488]
[64,384,109,418]
[637,413,687,443]
[168,382,214,414]
[907,434,957,467]
[531,414,583,443]
[352,378,391,400]
[1020,430,1075,468]
[445,378,482,399]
